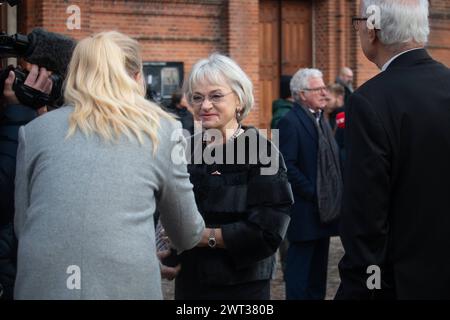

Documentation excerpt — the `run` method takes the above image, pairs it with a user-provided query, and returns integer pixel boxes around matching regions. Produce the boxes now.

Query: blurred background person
[0,65,53,300]
[172,53,294,300]
[323,83,345,132]
[165,89,194,136]
[271,75,294,129]
[278,68,342,300]
[13,31,205,300]
[335,67,354,105]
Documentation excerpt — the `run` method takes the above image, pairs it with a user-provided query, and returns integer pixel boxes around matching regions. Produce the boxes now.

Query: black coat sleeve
[0,223,17,300]
[336,92,395,300]
[221,150,294,269]
[0,104,36,223]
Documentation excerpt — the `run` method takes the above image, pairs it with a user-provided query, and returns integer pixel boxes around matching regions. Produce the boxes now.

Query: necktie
[315,111,321,123]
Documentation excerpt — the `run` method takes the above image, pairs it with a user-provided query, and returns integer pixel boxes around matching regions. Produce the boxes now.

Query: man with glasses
[337,0,450,299]
[278,68,343,300]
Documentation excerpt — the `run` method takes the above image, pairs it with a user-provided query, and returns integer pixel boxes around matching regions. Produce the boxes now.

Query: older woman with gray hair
[169,53,294,300]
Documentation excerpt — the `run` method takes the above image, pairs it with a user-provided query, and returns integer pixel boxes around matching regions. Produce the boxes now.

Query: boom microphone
[24,28,76,77]
[0,28,76,108]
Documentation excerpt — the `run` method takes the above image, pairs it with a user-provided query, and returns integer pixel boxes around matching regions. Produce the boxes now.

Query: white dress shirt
[381,47,424,72]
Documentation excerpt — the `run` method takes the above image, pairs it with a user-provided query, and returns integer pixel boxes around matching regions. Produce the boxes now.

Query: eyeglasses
[352,17,368,31]
[303,86,329,93]
[352,16,380,31]
[190,91,234,106]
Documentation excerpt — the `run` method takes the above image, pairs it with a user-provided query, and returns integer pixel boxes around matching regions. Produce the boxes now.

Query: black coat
[0,104,37,299]
[337,49,450,299]
[166,105,195,136]
[175,127,294,299]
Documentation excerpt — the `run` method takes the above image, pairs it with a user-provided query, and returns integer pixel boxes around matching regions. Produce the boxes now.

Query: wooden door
[281,0,312,75]
[259,0,312,130]
[259,0,280,130]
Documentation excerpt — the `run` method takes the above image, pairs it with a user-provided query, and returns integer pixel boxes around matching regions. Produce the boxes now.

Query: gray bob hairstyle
[183,53,254,122]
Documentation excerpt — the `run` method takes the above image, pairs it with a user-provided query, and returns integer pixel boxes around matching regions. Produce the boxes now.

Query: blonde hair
[64,31,173,151]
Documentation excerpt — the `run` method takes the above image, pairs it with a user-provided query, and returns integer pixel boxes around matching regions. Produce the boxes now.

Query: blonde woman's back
[14,106,204,299]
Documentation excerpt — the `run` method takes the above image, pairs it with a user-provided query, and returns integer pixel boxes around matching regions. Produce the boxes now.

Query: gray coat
[13,106,205,300]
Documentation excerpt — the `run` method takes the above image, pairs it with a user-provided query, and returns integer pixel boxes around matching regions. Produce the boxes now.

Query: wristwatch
[208,228,216,248]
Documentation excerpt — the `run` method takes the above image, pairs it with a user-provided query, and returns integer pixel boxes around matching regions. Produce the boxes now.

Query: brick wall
[20,0,228,71]
[17,0,263,125]
[228,0,259,126]
[314,0,379,88]
[13,0,450,126]
[314,0,334,83]
[429,0,450,67]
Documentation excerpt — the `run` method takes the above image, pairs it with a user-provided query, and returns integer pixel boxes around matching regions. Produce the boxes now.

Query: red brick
[14,0,450,127]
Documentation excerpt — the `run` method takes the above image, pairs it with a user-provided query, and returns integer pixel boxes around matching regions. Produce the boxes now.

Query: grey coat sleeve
[14,126,29,239]
[156,125,205,253]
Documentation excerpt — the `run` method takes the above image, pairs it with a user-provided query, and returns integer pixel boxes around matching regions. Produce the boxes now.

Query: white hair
[362,0,429,46]
[290,68,323,102]
[183,53,254,122]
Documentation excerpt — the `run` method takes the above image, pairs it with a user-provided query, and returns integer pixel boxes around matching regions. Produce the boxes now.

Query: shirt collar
[309,108,322,123]
[296,102,322,119]
[381,47,423,72]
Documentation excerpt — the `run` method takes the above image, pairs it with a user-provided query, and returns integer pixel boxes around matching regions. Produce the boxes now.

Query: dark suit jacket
[337,49,450,299]
[278,103,338,242]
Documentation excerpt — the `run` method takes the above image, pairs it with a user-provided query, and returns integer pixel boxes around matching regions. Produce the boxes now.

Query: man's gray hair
[290,68,323,102]
[183,53,254,122]
[362,0,429,46]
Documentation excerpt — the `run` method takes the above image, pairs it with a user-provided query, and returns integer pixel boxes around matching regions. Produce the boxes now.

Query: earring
[236,109,241,118]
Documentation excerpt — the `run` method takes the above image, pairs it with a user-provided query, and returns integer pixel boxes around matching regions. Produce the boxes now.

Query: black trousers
[285,238,330,300]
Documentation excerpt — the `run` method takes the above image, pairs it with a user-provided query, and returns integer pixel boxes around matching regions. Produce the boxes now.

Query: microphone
[24,28,76,77]
[0,28,76,108]
[336,112,345,129]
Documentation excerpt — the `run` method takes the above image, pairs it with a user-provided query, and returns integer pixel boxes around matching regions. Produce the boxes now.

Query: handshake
[156,221,181,281]
[156,221,220,281]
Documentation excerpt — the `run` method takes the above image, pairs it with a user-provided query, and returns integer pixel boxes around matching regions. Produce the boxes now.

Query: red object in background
[336,112,345,129]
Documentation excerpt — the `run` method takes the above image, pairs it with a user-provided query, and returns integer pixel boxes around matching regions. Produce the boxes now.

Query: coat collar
[386,48,433,71]
[292,102,317,141]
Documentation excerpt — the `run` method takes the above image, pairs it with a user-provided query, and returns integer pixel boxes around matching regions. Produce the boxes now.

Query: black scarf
[303,106,343,224]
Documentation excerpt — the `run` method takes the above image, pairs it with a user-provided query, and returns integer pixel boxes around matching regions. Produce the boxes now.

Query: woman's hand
[157,250,181,281]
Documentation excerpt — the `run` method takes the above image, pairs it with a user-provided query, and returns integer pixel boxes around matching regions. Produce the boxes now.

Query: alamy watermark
[366,265,381,290]
[170,125,280,176]
[66,4,81,30]
[366,5,381,30]
[66,265,81,290]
